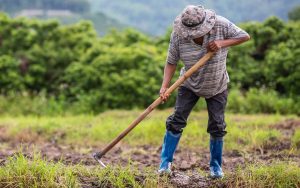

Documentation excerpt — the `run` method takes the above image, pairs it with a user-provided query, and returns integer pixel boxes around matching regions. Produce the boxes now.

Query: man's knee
[166,113,187,134]
[207,122,227,138]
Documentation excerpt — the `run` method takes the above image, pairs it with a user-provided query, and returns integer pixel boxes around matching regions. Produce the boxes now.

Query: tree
[0,14,299,113]
[288,5,300,21]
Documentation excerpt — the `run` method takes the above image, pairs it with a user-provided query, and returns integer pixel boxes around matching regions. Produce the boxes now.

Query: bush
[0,15,299,114]
[0,55,24,92]
[0,88,298,116]
[227,88,299,115]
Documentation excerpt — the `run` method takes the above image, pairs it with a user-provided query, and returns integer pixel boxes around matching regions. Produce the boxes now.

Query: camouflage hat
[173,5,216,39]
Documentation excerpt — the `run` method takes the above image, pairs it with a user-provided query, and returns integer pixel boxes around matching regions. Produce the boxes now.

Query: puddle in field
[0,119,299,187]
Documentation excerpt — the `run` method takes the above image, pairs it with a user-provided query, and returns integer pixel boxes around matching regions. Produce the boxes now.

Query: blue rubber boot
[158,131,181,174]
[209,138,224,178]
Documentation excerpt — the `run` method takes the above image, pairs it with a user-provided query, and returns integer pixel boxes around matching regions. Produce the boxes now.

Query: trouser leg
[166,86,200,134]
[205,89,228,138]
[205,89,228,178]
[159,86,199,172]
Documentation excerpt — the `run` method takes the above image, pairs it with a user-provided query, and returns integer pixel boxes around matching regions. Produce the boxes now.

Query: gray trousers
[166,86,228,138]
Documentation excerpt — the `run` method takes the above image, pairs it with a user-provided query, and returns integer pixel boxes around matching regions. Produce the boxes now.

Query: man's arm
[208,19,250,52]
[160,32,180,102]
[207,36,250,52]
[160,63,177,101]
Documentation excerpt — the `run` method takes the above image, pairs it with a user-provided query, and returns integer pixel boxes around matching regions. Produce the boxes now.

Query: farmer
[158,5,250,178]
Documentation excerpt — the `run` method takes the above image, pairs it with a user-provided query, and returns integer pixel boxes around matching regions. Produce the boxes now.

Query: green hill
[89,0,300,35]
[1,0,299,35]
[54,12,125,35]
[0,0,125,35]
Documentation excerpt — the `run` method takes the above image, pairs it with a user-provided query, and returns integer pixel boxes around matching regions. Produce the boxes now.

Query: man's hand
[160,63,176,103]
[207,40,223,52]
[159,87,170,103]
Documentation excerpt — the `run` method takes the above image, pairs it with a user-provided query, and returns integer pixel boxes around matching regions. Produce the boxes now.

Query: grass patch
[292,129,300,150]
[0,153,169,188]
[225,162,300,188]
[76,164,171,188]
[1,153,299,188]
[0,110,296,151]
[0,153,78,188]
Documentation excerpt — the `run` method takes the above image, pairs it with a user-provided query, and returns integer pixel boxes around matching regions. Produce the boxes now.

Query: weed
[292,129,300,150]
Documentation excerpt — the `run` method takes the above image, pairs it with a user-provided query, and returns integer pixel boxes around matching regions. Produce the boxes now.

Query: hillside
[89,0,300,35]
[0,0,125,35]
[55,12,125,35]
[1,0,298,35]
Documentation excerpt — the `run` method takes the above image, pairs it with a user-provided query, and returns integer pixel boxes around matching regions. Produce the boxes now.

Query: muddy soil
[0,119,299,188]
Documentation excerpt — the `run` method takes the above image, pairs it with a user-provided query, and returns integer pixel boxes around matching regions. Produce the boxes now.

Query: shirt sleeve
[166,32,180,65]
[225,21,249,39]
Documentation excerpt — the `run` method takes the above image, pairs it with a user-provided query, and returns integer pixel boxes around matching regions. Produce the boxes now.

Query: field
[0,2,300,187]
[0,109,299,187]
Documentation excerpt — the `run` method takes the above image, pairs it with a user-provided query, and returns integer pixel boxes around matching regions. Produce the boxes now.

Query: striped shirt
[167,15,249,98]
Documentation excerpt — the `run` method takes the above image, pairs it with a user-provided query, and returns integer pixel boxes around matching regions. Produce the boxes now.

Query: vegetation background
[0,0,299,115]
[0,1,300,187]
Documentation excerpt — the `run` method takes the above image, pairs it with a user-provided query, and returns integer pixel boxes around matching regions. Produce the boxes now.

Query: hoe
[93,52,214,167]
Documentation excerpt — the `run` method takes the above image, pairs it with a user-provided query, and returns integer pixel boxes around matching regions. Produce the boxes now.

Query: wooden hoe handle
[95,52,214,158]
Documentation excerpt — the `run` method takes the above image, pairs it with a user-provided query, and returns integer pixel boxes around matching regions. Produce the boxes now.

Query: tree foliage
[0,14,299,113]
[288,5,300,21]
[227,17,300,97]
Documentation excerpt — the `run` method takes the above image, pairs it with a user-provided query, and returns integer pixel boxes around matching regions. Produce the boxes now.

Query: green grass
[225,162,300,188]
[292,129,300,150]
[1,153,300,188]
[0,153,169,188]
[0,153,78,188]
[0,110,296,151]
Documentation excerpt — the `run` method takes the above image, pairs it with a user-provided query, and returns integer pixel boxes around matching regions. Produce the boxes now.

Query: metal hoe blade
[92,152,106,168]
